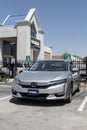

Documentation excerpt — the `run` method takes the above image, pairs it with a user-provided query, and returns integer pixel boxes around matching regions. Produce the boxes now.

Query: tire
[77,81,80,92]
[76,86,80,92]
[65,89,72,103]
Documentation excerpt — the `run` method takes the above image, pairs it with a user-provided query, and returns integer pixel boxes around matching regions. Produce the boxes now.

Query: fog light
[55,93,65,97]
[16,93,22,98]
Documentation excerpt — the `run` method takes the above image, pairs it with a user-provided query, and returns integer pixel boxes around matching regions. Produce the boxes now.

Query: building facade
[0,8,52,67]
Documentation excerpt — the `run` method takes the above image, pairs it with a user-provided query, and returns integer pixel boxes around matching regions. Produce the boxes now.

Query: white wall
[0,39,3,67]
[17,21,31,61]
[44,45,52,59]
[0,26,17,38]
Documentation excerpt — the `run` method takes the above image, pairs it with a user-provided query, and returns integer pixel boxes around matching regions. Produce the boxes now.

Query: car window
[30,61,68,71]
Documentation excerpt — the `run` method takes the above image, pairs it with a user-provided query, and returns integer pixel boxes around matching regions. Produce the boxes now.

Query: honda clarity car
[12,59,80,103]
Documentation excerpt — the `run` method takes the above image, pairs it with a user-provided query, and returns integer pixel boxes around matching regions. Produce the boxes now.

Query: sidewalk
[80,82,87,89]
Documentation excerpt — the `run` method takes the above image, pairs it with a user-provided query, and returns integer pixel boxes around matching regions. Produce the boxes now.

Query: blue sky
[0,0,87,57]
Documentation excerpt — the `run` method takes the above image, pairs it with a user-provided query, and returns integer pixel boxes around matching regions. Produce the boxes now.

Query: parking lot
[0,85,87,130]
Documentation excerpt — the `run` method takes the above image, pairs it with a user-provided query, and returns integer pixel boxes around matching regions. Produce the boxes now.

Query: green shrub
[0,77,7,82]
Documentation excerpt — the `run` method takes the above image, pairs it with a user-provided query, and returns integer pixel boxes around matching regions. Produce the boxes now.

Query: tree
[62,53,66,59]
[82,56,87,63]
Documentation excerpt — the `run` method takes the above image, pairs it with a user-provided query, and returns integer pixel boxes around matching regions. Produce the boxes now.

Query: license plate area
[28,89,39,96]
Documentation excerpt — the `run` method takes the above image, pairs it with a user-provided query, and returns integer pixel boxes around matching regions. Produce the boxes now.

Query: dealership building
[0,8,52,67]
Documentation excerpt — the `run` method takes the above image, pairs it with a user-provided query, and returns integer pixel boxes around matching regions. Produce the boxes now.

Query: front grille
[19,84,51,89]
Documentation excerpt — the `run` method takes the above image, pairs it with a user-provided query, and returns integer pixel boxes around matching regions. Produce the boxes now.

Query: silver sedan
[12,59,80,103]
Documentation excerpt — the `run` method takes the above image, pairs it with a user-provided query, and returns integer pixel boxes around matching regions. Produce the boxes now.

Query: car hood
[16,71,70,83]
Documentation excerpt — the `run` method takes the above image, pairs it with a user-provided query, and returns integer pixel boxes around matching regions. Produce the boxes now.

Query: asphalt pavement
[0,84,87,130]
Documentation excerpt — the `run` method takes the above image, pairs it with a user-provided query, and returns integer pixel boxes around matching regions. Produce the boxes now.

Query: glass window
[3,41,11,55]
[31,22,36,37]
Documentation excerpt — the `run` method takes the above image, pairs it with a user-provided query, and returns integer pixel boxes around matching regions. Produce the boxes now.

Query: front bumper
[12,82,68,100]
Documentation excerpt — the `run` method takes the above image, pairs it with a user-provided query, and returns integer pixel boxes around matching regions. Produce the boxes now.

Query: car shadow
[9,98,66,107]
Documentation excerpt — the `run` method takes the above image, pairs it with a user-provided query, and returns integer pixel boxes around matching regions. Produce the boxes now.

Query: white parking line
[0,95,12,101]
[77,95,87,111]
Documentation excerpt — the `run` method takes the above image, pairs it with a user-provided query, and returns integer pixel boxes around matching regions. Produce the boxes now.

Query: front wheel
[65,90,72,103]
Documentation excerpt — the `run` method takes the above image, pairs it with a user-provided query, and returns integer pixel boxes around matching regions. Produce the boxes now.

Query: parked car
[0,66,9,77]
[1,67,9,76]
[16,62,29,75]
[12,59,80,103]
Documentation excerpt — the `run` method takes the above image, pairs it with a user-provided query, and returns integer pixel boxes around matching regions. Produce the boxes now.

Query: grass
[0,77,7,82]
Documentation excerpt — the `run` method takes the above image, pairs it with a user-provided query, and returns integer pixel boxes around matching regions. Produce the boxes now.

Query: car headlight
[14,78,21,84]
[50,79,67,86]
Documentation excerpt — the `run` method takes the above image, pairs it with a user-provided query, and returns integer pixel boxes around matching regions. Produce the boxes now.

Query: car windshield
[30,60,68,71]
